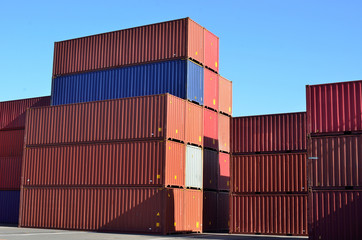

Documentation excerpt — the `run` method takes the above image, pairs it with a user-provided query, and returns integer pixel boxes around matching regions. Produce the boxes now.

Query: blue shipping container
[0,190,20,224]
[51,59,204,105]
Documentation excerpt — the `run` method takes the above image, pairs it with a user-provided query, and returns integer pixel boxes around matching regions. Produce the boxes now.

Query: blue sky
[0,0,361,116]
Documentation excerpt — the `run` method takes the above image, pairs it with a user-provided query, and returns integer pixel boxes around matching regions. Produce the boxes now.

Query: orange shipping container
[204,29,219,73]
[184,189,203,232]
[218,114,230,153]
[218,152,230,191]
[204,108,218,150]
[218,76,232,116]
[204,69,218,111]
[185,102,203,146]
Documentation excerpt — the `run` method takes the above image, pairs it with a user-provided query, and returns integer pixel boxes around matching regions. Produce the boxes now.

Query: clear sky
[0,0,361,117]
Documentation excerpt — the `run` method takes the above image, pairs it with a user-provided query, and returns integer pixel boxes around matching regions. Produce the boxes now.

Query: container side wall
[0,157,22,189]
[165,141,185,187]
[0,130,25,157]
[185,145,203,189]
[185,102,203,146]
[166,95,186,142]
[184,189,203,232]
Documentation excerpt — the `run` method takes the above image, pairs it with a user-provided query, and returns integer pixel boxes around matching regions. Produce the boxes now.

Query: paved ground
[0,226,307,240]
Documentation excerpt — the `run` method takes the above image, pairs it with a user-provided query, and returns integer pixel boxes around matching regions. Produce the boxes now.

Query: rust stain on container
[231,112,307,154]
[204,69,218,111]
[306,80,362,135]
[218,76,232,116]
[232,153,307,194]
[185,101,203,146]
[0,157,22,189]
[308,135,362,189]
[204,108,218,150]
[230,194,308,236]
[204,29,219,73]
[203,149,218,190]
[218,114,230,153]
[203,191,217,232]
[184,189,203,233]
[218,152,230,191]
[0,130,24,157]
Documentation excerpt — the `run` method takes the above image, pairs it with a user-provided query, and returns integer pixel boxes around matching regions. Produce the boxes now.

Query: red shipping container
[203,149,218,190]
[204,108,218,150]
[217,192,230,232]
[231,112,307,154]
[218,152,230,191]
[203,191,217,232]
[204,29,219,73]
[218,114,230,153]
[219,76,232,116]
[204,69,218,111]
[308,190,362,240]
[231,153,307,194]
[25,94,185,145]
[53,18,210,77]
[185,101,203,146]
[230,194,308,236]
[0,157,22,190]
[184,189,203,232]
[0,130,24,157]
[306,80,362,135]
[22,140,185,188]
[0,96,50,130]
[308,135,362,189]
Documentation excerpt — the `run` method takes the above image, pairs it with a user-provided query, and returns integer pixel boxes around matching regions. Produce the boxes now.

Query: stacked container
[306,80,362,240]
[230,112,308,236]
[0,97,50,224]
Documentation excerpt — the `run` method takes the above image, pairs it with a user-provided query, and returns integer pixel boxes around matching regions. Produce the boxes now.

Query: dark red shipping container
[218,152,230,191]
[25,94,185,145]
[219,76,232,116]
[230,194,308,236]
[204,68,218,111]
[203,191,217,232]
[308,135,362,189]
[19,187,203,234]
[306,80,362,135]
[0,157,22,190]
[231,153,307,194]
[0,96,50,130]
[204,29,219,73]
[203,149,218,190]
[218,113,230,153]
[231,112,307,154]
[204,108,218,150]
[52,18,214,77]
[185,101,203,146]
[0,130,24,157]
[308,190,362,240]
[217,192,230,232]
[22,140,185,188]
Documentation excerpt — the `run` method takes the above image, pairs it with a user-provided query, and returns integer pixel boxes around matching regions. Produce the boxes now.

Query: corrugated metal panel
[185,101,203,146]
[231,112,307,154]
[308,190,362,240]
[203,149,218,190]
[204,108,218,150]
[185,145,203,189]
[0,157,22,190]
[22,140,185,187]
[306,80,362,135]
[26,94,187,145]
[203,191,217,232]
[232,153,307,194]
[184,189,202,232]
[219,76,232,116]
[166,95,186,142]
[218,152,230,191]
[230,194,308,236]
[52,60,204,106]
[308,135,362,189]
[217,192,230,231]
[204,29,219,73]
[19,187,192,234]
[204,68,218,111]
[0,190,20,224]
[187,19,204,65]
[218,114,230,153]
[0,129,24,157]
[0,96,50,130]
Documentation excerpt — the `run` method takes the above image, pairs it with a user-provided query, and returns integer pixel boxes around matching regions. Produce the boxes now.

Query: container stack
[19,18,231,234]
[306,80,362,240]
[230,112,308,236]
[0,97,50,224]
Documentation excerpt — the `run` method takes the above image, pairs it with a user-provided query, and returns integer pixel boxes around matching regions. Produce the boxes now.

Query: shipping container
[185,101,203,146]
[204,108,218,150]
[308,190,362,240]
[203,149,218,190]
[306,80,362,135]
[22,140,185,188]
[218,76,232,116]
[230,194,308,236]
[19,187,199,234]
[203,191,217,232]
[231,153,307,194]
[0,129,24,157]
[0,190,20,224]
[308,135,362,189]
[217,192,230,232]
[218,114,230,153]
[231,112,307,154]
[204,68,218,111]
[204,29,219,73]
[0,96,50,130]
[0,157,22,190]
[52,59,204,106]
[52,18,215,77]
[185,145,203,189]
[218,152,230,191]
[26,94,185,145]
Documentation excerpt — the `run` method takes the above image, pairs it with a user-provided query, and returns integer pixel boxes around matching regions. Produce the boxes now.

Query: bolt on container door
[204,108,218,150]
[185,101,203,146]
[204,29,219,73]
[218,76,232,116]
[218,152,230,191]
[203,149,218,190]
[204,68,218,111]
[186,145,203,189]
[218,113,230,153]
